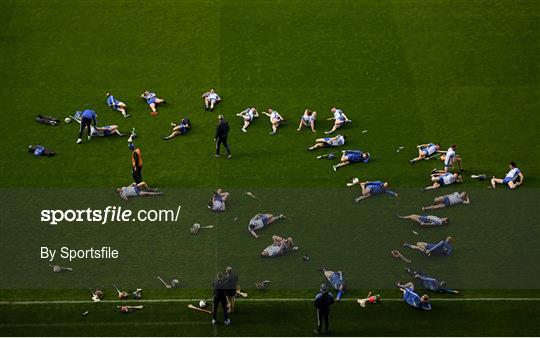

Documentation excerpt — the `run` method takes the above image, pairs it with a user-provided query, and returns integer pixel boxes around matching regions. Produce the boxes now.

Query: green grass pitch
[0,0,539,336]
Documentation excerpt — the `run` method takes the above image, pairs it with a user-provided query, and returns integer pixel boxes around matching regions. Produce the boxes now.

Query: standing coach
[129,143,143,184]
[314,284,334,335]
[212,273,230,326]
[76,109,97,144]
[215,115,231,159]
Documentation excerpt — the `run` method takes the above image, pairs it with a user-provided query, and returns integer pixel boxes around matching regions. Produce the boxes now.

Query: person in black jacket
[314,284,334,335]
[215,115,231,159]
[212,273,230,326]
[224,266,238,313]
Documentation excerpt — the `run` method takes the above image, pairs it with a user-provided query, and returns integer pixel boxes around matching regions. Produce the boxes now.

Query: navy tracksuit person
[215,115,231,158]
[314,284,334,335]
[212,273,230,326]
[77,109,97,144]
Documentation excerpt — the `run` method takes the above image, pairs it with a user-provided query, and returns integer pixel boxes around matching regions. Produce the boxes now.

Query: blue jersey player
[490,161,524,190]
[332,150,370,171]
[162,118,191,140]
[141,90,166,115]
[404,236,453,257]
[405,268,459,294]
[396,282,431,310]
[318,268,346,301]
[354,180,398,202]
[105,93,129,118]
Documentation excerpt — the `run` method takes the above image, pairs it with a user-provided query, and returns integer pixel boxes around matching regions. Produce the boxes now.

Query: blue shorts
[420,147,429,156]
[418,216,430,223]
[329,273,343,289]
[261,215,269,225]
[346,151,361,163]
[147,97,156,105]
[438,177,445,185]
[425,243,435,251]
[443,196,451,206]
[503,177,514,184]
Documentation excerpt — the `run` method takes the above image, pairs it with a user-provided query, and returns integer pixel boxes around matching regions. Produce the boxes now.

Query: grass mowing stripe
[1,297,539,305]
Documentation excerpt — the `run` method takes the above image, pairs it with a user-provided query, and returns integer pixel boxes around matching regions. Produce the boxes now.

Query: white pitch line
[0,297,539,305]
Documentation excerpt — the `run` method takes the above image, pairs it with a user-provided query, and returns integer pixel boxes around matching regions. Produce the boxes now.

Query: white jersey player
[261,235,295,257]
[248,213,286,238]
[262,108,284,135]
[309,134,346,150]
[410,143,441,164]
[490,161,524,190]
[297,109,317,132]
[236,107,259,132]
[423,172,462,191]
[325,107,351,134]
[202,88,221,111]
[116,182,162,200]
[422,192,470,210]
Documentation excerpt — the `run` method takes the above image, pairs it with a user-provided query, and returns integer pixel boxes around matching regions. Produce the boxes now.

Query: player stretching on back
[404,236,453,256]
[208,189,230,212]
[248,213,286,238]
[396,282,431,311]
[318,268,346,301]
[308,134,346,150]
[116,182,163,200]
[398,214,449,227]
[409,143,440,164]
[91,125,124,137]
[261,235,295,257]
[332,150,370,171]
[354,181,398,202]
[106,93,129,118]
[141,90,166,116]
[236,107,259,132]
[405,268,459,294]
[422,191,470,211]
[262,108,284,135]
[162,118,191,140]
[422,172,462,191]
[297,109,317,132]
[202,88,221,111]
[490,161,524,190]
[324,107,351,134]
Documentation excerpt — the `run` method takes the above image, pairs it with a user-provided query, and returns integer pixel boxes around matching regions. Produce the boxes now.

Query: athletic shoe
[227,155,232,159]
[409,160,414,165]
[292,246,299,251]
[397,215,404,219]
[123,114,131,118]
[212,319,217,325]
[403,242,411,248]
[150,111,158,116]
[224,319,231,326]
[317,268,325,272]
[278,214,287,219]
[324,131,332,134]
[269,131,276,135]
[420,188,425,192]
[421,207,426,211]
[332,165,337,171]
[313,329,321,335]
[405,267,413,275]
[215,154,220,158]
[87,136,91,140]
[76,138,82,144]
[430,168,438,174]
[162,136,170,140]
[241,128,247,133]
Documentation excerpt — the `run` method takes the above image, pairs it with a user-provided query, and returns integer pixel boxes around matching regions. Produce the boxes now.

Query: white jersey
[212,200,225,211]
[249,215,266,231]
[333,109,345,121]
[270,111,281,121]
[444,148,455,166]
[206,92,220,101]
[245,108,255,121]
[424,144,437,156]
[329,135,345,146]
[445,192,463,205]
[262,243,284,257]
[302,114,315,125]
[121,185,139,197]
[424,215,443,225]
[505,168,521,180]
[440,173,456,185]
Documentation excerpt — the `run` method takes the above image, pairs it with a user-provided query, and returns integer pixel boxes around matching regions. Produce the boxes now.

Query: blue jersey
[366,181,384,194]
[106,95,120,110]
[426,240,452,256]
[403,287,431,310]
[418,276,441,291]
[328,272,344,290]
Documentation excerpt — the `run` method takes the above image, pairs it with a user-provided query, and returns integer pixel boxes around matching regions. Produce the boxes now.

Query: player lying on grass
[440,144,464,172]
[73,111,124,137]
[208,188,230,212]
[324,107,351,134]
[422,172,462,191]
[106,93,129,118]
[261,235,295,257]
[490,161,524,190]
[405,268,459,294]
[119,305,144,313]
[355,181,398,202]
[162,118,191,140]
[262,108,284,135]
[202,88,221,111]
[396,282,431,311]
[308,134,346,150]
[404,236,453,256]
[422,191,470,211]
[332,150,370,171]
[141,90,166,115]
[248,213,286,238]
[318,268,346,300]
[297,109,317,132]
[409,143,440,164]
[236,107,258,132]
[397,214,449,227]
[117,182,163,200]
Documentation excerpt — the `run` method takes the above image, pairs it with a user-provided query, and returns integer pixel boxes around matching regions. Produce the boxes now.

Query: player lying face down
[423,172,462,191]
[141,90,166,115]
[248,213,286,238]
[116,182,163,200]
[319,268,346,300]
[422,191,470,211]
[202,88,221,111]
[396,282,431,311]
[409,143,440,164]
[236,107,258,133]
[262,108,284,135]
[261,235,294,257]
[490,161,524,190]
[208,188,230,212]
[398,214,449,227]
[403,236,453,257]
[308,134,346,150]
[354,180,398,202]
[297,109,317,132]
[332,150,370,171]
[324,107,351,134]
[162,118,191,140]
